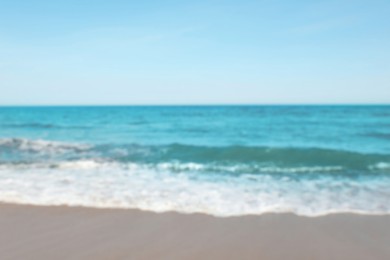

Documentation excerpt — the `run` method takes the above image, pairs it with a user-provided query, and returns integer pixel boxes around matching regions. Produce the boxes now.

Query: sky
[0,0,389,105]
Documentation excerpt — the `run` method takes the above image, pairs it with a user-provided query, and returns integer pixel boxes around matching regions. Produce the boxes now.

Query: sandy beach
[0,204,389,260]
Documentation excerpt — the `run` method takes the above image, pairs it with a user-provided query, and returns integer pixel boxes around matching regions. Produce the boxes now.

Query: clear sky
[0,0,389,105]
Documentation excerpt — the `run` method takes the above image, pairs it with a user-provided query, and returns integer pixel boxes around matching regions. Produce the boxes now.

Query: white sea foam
[153,162,344,174]
[369,162,390,171]
[0,138,90,154]
[0,160,389,217]
[56,160,104,169]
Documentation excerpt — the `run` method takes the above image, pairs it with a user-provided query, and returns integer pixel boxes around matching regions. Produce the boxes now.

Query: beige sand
[0,203,389,260]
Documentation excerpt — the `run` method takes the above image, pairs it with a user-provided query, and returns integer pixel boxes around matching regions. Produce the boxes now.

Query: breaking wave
[1,138,389,171]
[1,138,390,217]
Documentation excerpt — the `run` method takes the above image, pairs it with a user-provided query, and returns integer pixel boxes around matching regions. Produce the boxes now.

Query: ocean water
[0,105,389,216]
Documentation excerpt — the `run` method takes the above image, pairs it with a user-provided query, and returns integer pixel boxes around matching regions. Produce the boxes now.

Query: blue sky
[0,0,389,105]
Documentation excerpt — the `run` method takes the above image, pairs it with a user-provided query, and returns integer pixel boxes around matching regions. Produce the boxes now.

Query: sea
[0,105,389,216]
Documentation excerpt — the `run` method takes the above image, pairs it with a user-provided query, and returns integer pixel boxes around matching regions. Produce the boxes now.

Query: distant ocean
[0,106,389,216]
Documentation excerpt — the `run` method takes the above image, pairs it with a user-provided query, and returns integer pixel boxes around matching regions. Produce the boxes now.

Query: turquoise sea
[0,106,389,216]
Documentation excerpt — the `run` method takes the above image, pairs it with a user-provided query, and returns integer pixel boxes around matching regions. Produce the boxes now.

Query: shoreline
[1,201,390,218]
[1,203,390,259]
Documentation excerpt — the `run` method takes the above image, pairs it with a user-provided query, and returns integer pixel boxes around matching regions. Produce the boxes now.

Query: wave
[1,138,390,216]
[0,160,347,175]
[0,138,90,153]
[1,158,390,217]
[1,138,389,173]
[148,144,390,170]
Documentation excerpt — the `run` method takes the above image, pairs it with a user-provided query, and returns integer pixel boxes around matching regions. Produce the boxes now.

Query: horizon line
[0,103,389,107]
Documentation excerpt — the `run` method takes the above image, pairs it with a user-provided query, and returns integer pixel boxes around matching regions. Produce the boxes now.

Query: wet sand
[0,203,389,260]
